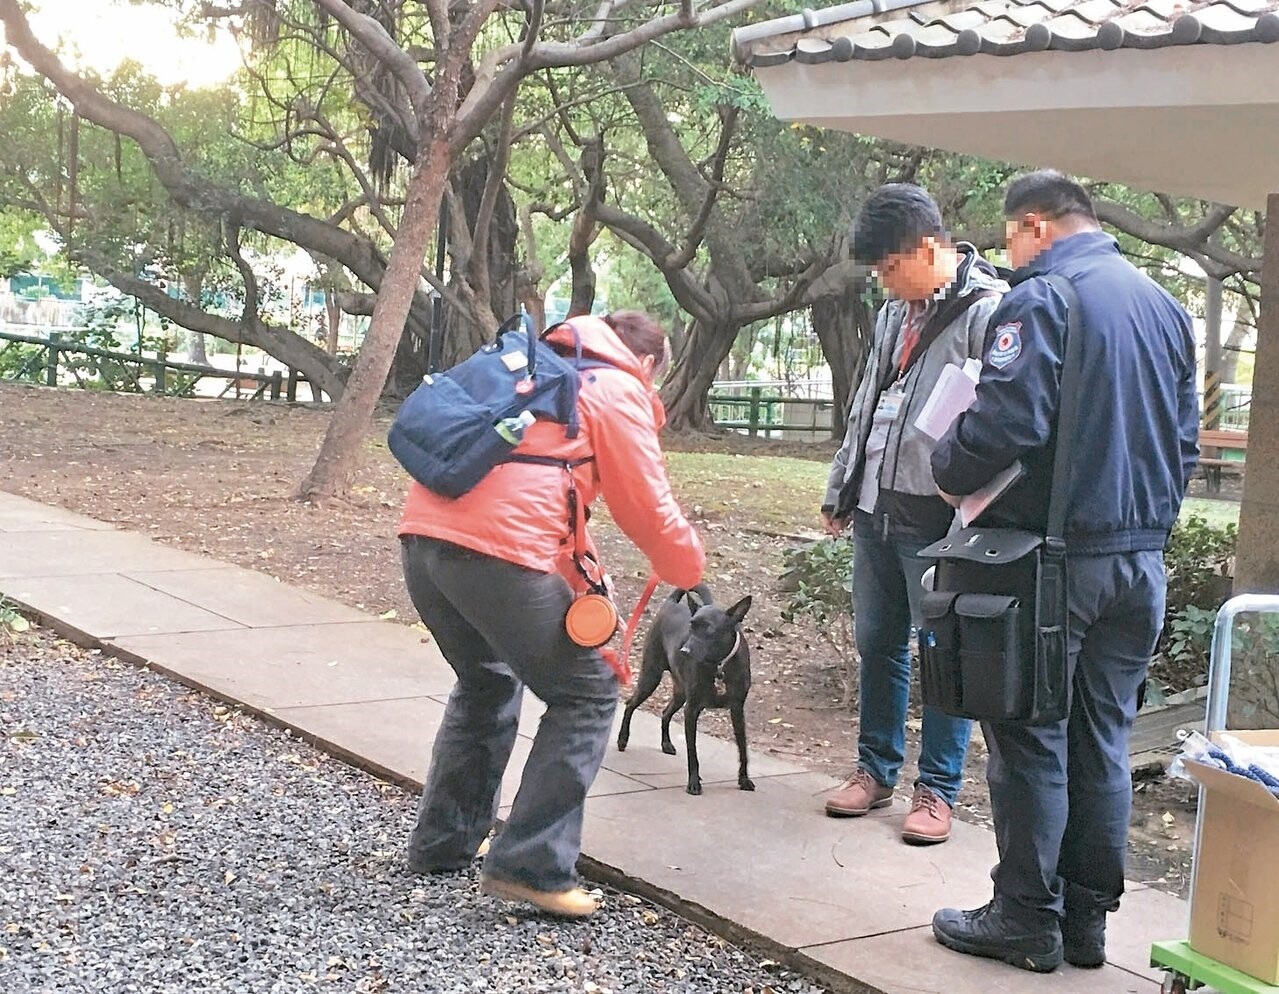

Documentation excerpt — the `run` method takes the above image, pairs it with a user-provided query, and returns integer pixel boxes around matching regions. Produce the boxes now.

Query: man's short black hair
[1003,170,1098,223]
[851,183,947,268]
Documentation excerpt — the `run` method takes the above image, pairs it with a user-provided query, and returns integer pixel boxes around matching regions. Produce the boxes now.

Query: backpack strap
[506,454,607,596]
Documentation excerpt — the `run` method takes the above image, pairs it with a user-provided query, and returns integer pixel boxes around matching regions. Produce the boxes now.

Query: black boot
[1061,882,1117,968]
[932,900,1063,973]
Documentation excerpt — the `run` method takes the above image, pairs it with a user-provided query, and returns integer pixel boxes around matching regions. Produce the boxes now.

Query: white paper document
[959,460,1026,528]
[914,357,983,440]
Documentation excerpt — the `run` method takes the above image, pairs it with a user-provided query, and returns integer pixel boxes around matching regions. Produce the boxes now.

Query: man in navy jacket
[928,172,1198,973]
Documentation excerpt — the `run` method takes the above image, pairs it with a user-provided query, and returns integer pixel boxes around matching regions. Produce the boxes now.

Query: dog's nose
[679,645,692,656]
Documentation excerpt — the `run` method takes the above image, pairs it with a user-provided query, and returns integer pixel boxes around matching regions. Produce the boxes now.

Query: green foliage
[0,595,30,635]
[1164,514,1236,625]
[0,341,45,383]
[1165,604,1218,677]
[781,537,854,629]
[780,537,858,705]
[1151,515,1236,693]
[1230,613,1279,725]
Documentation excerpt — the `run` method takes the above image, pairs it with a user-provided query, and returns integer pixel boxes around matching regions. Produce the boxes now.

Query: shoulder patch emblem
[989,323,1023,369]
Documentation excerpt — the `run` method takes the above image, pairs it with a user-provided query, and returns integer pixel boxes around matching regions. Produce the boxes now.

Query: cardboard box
[1181,730,1279,986]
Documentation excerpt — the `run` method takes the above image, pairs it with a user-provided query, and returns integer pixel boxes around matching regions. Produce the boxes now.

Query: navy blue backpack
[388,314,609,499]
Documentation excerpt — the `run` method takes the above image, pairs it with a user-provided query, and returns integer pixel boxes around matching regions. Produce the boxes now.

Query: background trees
[0,0,1266,496]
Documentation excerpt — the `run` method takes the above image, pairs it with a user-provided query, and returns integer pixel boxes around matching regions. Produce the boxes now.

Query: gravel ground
[0,627,829,994]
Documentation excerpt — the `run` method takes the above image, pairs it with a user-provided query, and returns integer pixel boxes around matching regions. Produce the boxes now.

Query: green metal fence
[0,328,321,401]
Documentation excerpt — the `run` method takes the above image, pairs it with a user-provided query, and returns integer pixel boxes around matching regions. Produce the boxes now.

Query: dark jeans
[852,515,973,806]
[400,536,618,891]
[985,550,1166,920]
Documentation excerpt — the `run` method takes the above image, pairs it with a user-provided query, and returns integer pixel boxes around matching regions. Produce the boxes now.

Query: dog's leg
[617,657,666,752]
[731,704,755,792]
[684,703,704,795]
[660,690,685,756]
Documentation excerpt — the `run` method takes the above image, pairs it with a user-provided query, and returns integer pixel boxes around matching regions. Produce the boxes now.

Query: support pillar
[1203,276,1223,429]
[1232,193,1279,727]
[1235,194,1279,591]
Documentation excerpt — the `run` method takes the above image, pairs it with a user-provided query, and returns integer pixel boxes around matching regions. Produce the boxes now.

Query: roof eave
[730,0,936,64]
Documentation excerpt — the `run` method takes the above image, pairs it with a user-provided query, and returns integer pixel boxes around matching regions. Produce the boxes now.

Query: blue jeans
[984,550,1165,919]
[852,515,972,806]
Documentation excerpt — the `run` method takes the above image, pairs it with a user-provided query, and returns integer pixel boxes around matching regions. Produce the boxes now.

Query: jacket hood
[953,243,1006,297]
[546,315,648,381]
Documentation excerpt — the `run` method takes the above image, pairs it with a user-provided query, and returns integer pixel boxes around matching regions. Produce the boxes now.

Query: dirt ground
[0,382,1198,896]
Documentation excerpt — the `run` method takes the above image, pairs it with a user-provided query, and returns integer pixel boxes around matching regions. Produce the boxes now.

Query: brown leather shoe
[825,768,894,817]
[901,784,952,844]
[479,875,601,918]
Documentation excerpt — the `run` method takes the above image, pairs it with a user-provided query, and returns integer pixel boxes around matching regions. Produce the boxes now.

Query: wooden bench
[1199,428,1248,494]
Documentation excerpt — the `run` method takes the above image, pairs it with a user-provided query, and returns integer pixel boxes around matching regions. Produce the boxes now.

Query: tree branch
[664,105,738,271]
[1095,199,1259,279]
[527,0,758,69]
[313,0,431,117]
[0,1,415,307]
[593,201,715,322]
[468,92,519,292]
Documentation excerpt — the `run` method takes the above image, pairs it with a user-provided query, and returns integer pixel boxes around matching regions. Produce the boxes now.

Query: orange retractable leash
[608,573,661,687]
[568,572,659,688]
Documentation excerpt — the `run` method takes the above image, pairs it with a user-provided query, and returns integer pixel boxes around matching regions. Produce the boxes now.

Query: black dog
[616,585,753,796]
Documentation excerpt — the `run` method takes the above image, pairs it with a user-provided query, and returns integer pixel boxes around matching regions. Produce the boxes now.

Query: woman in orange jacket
[399,310,705,917]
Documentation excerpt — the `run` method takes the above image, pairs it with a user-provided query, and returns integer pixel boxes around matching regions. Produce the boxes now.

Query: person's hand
[821,510,847,536]
[937,487,962,509]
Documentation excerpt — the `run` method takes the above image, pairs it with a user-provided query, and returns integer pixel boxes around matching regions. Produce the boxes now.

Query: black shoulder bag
[915,274,1082,725]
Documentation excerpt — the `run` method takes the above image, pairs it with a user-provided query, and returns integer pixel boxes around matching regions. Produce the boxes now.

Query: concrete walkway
[0,490,1190,993]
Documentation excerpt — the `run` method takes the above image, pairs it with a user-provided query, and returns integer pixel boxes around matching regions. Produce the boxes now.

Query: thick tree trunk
[188,329,209,365]
[181,273,209,364]
[298,136,454,502]
[811,286,874,433]
[660,318,741,432]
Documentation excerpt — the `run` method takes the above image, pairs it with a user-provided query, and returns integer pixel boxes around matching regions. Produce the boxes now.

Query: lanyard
[897,303,926,378]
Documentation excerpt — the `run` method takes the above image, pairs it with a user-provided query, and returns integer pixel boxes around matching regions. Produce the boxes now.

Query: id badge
[873,389,905,423]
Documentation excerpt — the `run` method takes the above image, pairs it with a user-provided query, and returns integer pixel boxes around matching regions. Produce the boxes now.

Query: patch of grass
[665,451,829,534]
[665,451,1242,538]
[1180,497,1239,530]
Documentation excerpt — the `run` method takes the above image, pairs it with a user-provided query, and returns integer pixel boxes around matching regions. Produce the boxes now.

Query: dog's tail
[670,583,714,608]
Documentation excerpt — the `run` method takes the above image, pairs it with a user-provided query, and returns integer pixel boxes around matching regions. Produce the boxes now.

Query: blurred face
[1004,212,1056,269]
[873,236,959,303]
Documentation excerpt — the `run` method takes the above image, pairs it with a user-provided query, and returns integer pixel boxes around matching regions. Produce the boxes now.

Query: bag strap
[1041,274,1084,549]
[508,454,607,596]
[880,289,996,392]
[496,313,538,376]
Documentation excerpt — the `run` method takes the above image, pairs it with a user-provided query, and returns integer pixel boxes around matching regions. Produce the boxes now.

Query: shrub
[780,537,858,706]
[1150,515,1236,695]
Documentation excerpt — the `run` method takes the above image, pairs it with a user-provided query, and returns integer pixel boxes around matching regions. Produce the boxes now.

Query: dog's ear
[725,596,752,624]
[685,588,704,614]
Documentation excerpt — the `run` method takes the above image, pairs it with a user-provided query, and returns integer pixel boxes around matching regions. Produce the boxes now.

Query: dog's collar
[714,630,742,679]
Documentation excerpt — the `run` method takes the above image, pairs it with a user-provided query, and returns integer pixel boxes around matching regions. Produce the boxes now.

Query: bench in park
[1198,428,1248,494]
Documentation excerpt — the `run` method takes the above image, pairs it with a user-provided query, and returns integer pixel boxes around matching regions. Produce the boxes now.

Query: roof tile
[736,0,1279,66]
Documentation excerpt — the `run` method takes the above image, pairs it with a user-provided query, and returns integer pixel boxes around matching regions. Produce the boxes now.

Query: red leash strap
[601,572,660,688]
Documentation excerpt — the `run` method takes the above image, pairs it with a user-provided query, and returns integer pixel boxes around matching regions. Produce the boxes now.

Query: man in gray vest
[823,184,1005,844]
